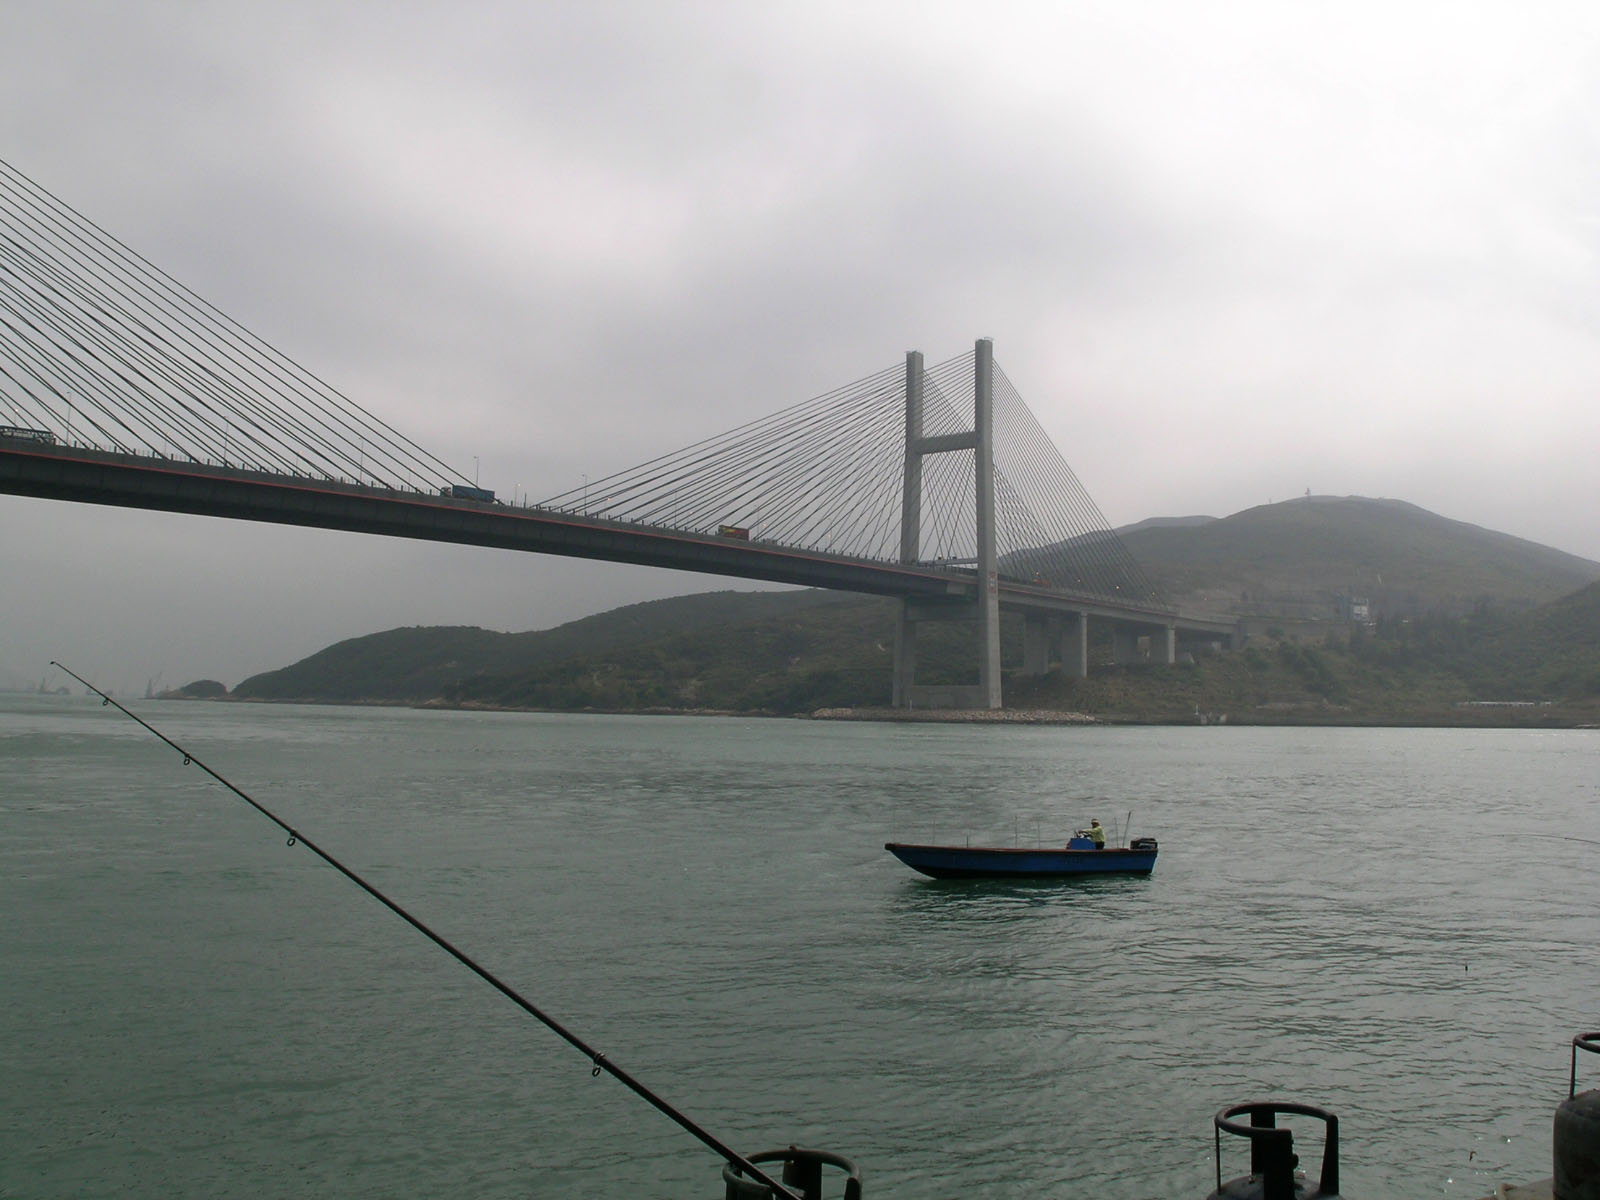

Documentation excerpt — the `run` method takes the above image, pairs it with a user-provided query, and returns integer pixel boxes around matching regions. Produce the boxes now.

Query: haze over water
[3,694,1595,1197]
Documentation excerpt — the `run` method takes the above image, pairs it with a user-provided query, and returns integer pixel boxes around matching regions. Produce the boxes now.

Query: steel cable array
[990,363,1164,603]
[0,157,1161,606]
[541,350,1164,606]
[0,158,462,493]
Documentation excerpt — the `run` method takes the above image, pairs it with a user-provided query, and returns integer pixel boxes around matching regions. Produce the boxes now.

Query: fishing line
[51,660,804,1200]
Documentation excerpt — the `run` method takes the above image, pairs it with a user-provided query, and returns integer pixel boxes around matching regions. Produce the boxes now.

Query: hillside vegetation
[1121,495,1600,619]
[226,497,1600,724]
[232,590,856,702]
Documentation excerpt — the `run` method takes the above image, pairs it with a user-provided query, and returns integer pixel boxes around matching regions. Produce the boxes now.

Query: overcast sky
[4,1,1599,694]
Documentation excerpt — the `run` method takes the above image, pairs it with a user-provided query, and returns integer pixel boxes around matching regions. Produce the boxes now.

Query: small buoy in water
[1206,1101,1342,1200]
[722,1146,862,1199]
[1555,1033,1600,1200]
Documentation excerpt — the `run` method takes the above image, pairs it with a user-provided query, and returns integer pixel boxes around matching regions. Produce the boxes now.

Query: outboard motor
[722,1146,862,1199]
[1556,1032,1600,1200]
[1206,1101,1341,1200]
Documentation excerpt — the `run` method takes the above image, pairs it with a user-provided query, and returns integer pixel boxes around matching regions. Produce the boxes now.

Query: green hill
[1005,576,1600,724]
[226,497,1600,723]
[1426,578,1600,702]
[443,593,901,712]
[232,590,858,702]
[1120,496,1600,619]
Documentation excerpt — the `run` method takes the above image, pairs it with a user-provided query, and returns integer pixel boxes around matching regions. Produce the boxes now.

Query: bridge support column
[1154,623,1176,666]
[894,349,925,710]
[892,599,917,707]
[1111,627,1140,664]
[1061,611,1088,677]
[974,338,1001,709]
[1023,611,1088,678]
[1022,613,1051,676]
[892,339,1002,710]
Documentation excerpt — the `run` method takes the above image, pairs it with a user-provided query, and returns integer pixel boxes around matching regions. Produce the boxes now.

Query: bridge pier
[1177,624,1245,658]
[891,598,917,708]
[893,340,1002,710]
[973,338,1001,709]
[893,350,924,711]
[1153,622,1176,665]
[1108,621,1178,666]
[1022,612,1050,676]
[1020,610,1088,678]
[1111,626,1139,665]
[1062,611,1088,677]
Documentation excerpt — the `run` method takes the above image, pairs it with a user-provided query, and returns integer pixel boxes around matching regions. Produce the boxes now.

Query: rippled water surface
[2,694,1596,1198]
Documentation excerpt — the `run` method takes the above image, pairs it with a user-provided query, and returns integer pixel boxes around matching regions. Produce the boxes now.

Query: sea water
[2,693,1595,1198]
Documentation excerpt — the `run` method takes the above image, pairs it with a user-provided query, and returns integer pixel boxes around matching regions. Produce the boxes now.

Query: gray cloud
[4,0,1599,693]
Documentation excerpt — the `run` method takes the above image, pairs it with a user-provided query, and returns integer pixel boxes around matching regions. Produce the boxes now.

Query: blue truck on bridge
[442,484,496,502]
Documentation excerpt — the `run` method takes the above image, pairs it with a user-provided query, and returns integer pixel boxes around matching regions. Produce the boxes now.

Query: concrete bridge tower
[893,338,1002,710]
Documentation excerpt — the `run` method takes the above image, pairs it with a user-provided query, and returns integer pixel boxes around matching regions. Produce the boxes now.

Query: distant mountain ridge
[233,590,855,702]
[1112,515,1218,536]
[1117,495,1599,619]
[228,496,1600,719]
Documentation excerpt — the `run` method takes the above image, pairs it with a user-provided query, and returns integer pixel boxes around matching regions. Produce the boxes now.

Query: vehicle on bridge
[441,484,496,502]
[0,425,56,445]
[717,524,751,540]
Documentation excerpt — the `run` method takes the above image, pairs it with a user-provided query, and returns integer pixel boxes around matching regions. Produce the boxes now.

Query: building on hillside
[1335,593,1372,624]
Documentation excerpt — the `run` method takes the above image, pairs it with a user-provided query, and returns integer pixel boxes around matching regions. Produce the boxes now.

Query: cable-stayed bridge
[0,158,1236,708]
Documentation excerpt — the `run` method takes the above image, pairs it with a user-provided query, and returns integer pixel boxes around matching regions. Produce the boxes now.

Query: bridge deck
[2,440,1236,640]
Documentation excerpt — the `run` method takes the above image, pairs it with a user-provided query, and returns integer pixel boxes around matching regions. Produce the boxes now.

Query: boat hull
[884,841,1157,879]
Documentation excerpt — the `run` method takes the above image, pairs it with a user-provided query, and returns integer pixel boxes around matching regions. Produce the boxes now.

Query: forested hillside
[224,497,1600,723]
[1118,496,1600,618]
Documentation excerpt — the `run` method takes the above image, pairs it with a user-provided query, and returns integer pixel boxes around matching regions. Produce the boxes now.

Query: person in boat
[1086,819,1106,849]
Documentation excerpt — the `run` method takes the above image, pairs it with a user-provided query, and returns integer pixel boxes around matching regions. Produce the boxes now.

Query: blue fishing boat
[885,834,1158,879]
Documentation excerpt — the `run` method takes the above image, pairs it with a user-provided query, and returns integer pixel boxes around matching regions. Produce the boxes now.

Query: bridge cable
[0,164,456,487]
[0,159,467,491]
[0,176,344,475]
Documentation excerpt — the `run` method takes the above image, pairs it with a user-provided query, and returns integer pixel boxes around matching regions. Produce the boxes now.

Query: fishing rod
[51,661,805,1200]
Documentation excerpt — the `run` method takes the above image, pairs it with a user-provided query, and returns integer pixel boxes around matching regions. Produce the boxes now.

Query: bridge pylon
[893,338,1003,710]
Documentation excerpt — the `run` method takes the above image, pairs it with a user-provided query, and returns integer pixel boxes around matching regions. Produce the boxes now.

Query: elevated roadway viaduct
[2,438,1242,702]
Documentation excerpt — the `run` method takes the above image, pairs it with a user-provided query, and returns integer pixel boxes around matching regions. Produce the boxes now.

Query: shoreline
[808,706,1100,724]
[127,693,1600,729]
